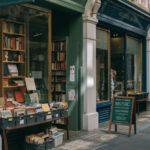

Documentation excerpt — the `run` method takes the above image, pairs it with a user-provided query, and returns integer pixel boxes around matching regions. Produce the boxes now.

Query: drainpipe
[82,0,101,131]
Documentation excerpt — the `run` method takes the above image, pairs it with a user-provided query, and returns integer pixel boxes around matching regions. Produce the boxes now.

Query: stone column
[147,28,150,97]
[82,0,101,131]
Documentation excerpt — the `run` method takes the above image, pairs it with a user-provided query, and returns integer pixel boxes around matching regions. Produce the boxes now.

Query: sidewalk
[52,111,150,150]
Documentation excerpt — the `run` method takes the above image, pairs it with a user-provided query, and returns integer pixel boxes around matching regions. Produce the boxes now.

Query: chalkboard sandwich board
[109,96,136,136]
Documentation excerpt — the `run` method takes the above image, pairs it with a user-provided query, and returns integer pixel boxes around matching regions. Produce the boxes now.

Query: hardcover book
[8,64,18,76]
[14,91,24,102]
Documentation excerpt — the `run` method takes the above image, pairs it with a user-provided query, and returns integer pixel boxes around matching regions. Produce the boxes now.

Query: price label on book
[20,119,24,125]
[46,114,52,120]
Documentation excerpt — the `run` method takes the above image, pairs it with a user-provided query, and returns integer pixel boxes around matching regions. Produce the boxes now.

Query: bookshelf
[51,40,66,101]
[0,19,26,102]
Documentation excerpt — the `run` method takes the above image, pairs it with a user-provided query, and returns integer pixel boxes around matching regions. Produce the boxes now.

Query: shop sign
[109,96,136,136]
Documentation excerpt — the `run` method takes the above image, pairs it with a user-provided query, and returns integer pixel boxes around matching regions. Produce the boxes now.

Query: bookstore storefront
[0,1,84,148]
[96,0,150,123]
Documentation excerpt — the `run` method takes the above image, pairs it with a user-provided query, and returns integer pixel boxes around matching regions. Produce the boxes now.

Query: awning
[0,0,84,13]
[0,0,33,7]
[98,0,150,36]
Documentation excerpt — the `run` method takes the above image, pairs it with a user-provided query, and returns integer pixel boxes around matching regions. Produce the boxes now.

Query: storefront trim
[99,0,150,36]
[44,0,84,13]
[0,0,84,13]
[116,0,150,18]
[0,0,33,7]
[98,14,147,36]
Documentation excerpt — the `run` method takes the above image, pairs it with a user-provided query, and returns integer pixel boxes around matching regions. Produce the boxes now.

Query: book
[0,110,12,118]
[3,79,9,87]
[26,107,36,115]
[8,64,18,76]
[16,37,20,50]
[7,91,15,101]
[14,91,24,102]
[29,92,39,103]
[13,80,24,86]
[2,22,7,32]
[25,77,36,91]
[14,108,26,117]
[41,104,50,112]
[0,97,5,107]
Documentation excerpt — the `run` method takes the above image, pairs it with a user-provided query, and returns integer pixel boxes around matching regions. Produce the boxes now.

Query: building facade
[0,0,87,131]
[0,0,150,132]
[84,0,150,130]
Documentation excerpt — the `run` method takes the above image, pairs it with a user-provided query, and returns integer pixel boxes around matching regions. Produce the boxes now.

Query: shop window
[126,36,142,93]
[111,36,125,97]
[110,32,143,96]
[96,28,110,101]
[0,5,51,103]
[29,11,48,96]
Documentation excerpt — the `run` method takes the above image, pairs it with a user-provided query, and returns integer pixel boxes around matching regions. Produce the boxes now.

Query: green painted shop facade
[0,0,86,131]
[0,0,150,131]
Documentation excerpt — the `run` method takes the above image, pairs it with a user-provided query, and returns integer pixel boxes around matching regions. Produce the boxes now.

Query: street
[52,112,150,150]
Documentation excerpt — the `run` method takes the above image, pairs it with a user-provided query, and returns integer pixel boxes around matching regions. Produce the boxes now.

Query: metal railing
[128,0,150,11]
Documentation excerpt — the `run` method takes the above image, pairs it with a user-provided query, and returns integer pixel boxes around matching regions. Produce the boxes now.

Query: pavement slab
[51,111,150,150]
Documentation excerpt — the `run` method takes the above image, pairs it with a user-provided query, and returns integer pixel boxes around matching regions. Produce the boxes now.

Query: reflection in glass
[126,36,142,93]
[96,28,110,101]
[111,36,124,96]
[96,50,108,100]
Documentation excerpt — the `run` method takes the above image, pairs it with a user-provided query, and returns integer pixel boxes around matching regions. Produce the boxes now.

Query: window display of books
[0,19,26,101]
[51,40,66,102]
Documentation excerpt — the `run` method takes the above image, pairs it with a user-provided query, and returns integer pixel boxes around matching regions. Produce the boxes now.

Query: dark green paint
[42,0,84,12]
[0,0,84,13]
[72,0,87,6]
[52,12,83,130]
[0,0,84,131]
[67,15,83,130]
[0,0,33,7]
[112,97,133,124]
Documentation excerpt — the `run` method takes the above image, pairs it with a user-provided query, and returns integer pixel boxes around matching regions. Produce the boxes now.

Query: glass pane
[96,29,110,101]
[96,29,108,50]
[111,37,124,97]
[126,36,142,93]
[96,50,108,100]
[29,10,48,102]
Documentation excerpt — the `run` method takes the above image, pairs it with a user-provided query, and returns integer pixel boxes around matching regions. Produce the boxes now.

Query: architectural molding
[0,0,33,7]
[45,0,84,12]
[0,0,84,13]
[84,0,101,18]
[117,0,150,18]
[82,0,101,131]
